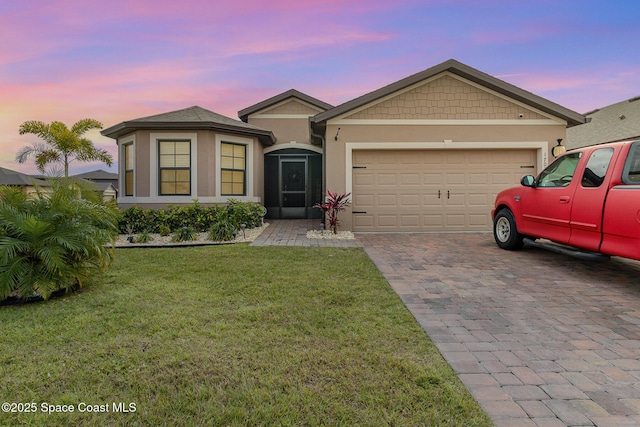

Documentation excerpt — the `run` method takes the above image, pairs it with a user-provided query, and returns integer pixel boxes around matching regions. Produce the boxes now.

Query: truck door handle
[559,196,570,204]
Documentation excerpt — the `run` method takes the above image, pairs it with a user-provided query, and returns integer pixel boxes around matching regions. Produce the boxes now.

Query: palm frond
[71,118,103,136]
[18,120,51,140]
[15,142,48,164]
[0,178,118,300]
[17,118,110,176]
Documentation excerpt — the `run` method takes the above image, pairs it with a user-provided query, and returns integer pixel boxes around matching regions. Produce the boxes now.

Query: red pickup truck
[492,140,640,261]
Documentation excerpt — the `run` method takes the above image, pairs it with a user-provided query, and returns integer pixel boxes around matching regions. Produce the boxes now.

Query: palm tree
[0,179,119,301]
[16,119,112,177]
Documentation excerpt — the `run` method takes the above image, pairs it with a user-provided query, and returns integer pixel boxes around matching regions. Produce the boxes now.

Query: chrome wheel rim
[495,217,511,243]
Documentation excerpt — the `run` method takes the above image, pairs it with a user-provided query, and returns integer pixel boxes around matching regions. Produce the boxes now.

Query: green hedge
[118,200,266,234]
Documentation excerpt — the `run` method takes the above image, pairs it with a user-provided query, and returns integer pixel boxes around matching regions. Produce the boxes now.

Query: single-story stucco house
[71,169,119,202]
[0,167,51,195]
[102,59,586,232]
[72,169,119,192]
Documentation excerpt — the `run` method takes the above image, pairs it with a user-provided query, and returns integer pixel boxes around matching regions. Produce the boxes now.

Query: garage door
[352,149,537,232]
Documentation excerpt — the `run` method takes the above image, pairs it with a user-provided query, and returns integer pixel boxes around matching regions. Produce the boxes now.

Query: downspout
[309,118,326,229]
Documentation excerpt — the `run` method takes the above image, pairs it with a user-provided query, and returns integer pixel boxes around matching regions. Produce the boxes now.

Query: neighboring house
[72,169,119,191]
[566,95,640,150]
[89,181,117,202]
[71,169,119,202]
[0,166,50,195]
[102,59,585,232]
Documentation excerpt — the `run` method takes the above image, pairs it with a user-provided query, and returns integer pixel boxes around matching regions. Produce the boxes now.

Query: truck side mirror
[521,175,536,187]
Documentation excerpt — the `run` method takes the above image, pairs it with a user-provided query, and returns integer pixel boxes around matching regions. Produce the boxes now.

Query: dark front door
[281,159,307,218]
[263,149,322,219]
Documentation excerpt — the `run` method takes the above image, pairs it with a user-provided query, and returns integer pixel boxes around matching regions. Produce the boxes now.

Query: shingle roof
[90,181,116,192]
[238,89,334,122]
[72,169,118,180]
[313,59,586,127]
[566,96,640,149]
[0,167,50,186]
[101,106,276,145]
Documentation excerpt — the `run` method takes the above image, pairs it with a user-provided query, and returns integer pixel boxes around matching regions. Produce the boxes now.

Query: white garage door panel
[352,149,536,232]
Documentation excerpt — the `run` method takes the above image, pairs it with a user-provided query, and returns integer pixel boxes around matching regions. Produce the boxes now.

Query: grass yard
[0,245,492,426]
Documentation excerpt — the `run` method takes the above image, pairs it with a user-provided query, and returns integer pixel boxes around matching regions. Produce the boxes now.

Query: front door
[280,159,307,218]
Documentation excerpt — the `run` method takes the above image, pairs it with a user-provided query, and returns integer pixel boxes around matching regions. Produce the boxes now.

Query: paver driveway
[359,233,640,427]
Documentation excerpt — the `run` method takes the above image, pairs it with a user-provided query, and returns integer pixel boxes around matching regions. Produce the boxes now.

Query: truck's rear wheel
[493,209,524,250]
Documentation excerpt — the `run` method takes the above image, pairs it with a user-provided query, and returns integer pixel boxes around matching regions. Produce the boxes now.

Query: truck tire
[493,209,524,250]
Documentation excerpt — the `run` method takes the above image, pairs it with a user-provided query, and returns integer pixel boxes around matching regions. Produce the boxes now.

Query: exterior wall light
[552,138,566,158]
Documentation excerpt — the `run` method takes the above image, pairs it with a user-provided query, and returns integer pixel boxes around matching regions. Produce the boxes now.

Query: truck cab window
[582,148,614,188]
[623,142,640,184]
[537,152,582,187]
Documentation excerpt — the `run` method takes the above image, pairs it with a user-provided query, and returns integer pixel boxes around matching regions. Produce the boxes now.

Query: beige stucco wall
[117,129,264,208]
[263,99,319,115]
[247,98,325,149]
[250,117,312,145]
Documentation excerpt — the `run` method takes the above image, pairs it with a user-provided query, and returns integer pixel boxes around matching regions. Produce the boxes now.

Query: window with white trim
[220,142,246,196]
[124,143,134,196]
[158,140,191,195]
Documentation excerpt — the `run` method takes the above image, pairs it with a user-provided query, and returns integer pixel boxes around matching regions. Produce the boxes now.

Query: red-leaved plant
[314,190,351,234]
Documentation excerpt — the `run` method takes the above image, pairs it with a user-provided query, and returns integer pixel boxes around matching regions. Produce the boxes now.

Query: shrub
[0,179,118,300]
[224,199,265,228]
[172,226,196,242]
[118,206,146,233]
[117,201,265,235]
[158,224,171,237]
[134,230,153,243]
[208,220,236,241]
[314,190,351,234]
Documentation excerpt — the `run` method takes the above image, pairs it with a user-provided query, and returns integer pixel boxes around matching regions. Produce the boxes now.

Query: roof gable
[239,89,333,122]
[314,59,585,127]
[72,169,118,180]
[343,73,549,121]
[102,106,276,145]
[260,99,325,116]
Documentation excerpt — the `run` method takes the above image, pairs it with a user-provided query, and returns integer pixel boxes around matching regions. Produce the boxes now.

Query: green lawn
[0,245,492,426]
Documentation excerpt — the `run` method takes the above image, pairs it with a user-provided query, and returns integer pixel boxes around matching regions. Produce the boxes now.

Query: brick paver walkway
[251,220,640,426]
[360,233,640,427]
[251,219,358,247]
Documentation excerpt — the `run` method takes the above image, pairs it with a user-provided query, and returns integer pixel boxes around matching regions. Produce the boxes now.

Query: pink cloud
[2,0,639,176]
[497,65,640,113]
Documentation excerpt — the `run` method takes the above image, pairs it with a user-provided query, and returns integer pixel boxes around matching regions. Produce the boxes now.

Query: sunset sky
[2,0,639,175]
